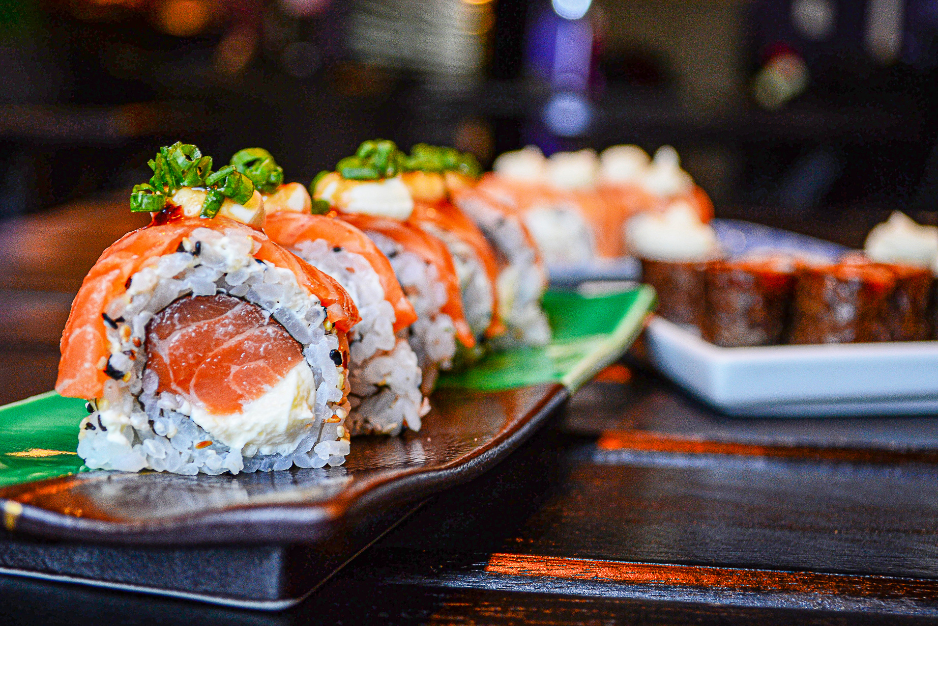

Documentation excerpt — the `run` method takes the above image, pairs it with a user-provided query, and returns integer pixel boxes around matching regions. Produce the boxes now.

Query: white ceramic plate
[645,317,938,417]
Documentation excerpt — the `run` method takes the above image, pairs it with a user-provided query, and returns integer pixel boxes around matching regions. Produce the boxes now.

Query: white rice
[415,220,494,343]
[367,232,457,394]
[522,204,595,264]
[292,238,427,435]
[76,224,350,475]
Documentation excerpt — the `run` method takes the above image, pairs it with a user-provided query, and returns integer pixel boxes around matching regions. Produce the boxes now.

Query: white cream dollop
[627,201,719,261]
[599,145,651,185]
[493,145,548,183]
[642,146,694,197]
[170,187,266,230]
[318,175,414,220]
[865,211,938,273]
[179,361,318,457]
[547,149,600,191]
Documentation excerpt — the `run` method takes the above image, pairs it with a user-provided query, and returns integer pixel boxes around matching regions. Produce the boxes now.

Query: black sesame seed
[194,241,202,255]
[387,249,398,258]
[103,359,124,380]
[125,277,133,290]
[85,402,94,413]
[176,241,186,253]
[255,258,265,265]
[329,349,343,366]
[85,423,96,430]
[102,313,118,329]
[98,418,107,432]
[333,246,342,253]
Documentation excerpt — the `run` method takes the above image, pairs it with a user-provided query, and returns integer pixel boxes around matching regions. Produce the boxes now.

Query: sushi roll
[840,253,933,342]
[598,145,714,242]
[478,146,596,264]
[238,148,428,435]
[312,140,475,393]
[56,143,359,475]
[863,212,938,340]
[627,201,722,327]
[788,260,896,344]
[449,164,551,349]
[401,143,505,353]
[702,255,797,347]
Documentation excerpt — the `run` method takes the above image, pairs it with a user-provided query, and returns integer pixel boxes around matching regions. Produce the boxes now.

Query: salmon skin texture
[410,201,506,339]
[56,216,359,400]
[145,295,305,416]
[265,211,418,333]
[334,211,476,348]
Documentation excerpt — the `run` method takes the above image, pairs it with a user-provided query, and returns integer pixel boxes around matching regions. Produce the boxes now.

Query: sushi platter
[0,287,653,607]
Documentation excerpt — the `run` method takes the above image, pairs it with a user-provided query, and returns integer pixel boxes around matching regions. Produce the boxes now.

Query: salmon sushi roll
[313,140,475,393]
[247,153,428,435]
[57,143,359,475]
[400,144,505,354]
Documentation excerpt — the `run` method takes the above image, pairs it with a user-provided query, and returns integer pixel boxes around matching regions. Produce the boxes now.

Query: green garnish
[400,143,481,178]
[330,139,405,181]
[130,141,256,218]
[230,148,284,194]
[310,199,330,215]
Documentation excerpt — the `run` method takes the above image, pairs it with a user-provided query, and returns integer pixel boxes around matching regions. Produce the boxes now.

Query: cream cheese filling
[177,361,318,457]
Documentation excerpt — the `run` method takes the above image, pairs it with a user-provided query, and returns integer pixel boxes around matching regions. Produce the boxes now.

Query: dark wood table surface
[0,197,935,625]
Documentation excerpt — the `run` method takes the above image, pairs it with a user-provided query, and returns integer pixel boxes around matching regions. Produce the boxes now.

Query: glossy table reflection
[0,197,936,624]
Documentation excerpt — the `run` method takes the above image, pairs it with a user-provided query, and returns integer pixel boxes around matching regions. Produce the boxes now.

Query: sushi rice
[293,237,427,435]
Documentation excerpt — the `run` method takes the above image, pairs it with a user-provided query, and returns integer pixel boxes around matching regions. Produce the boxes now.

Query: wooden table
[0,198,935,624]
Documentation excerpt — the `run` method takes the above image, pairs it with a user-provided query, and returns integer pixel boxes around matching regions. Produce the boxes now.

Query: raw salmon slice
[145,294,305,415]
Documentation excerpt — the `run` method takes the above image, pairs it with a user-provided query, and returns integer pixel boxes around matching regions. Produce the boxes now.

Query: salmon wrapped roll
[241,148,428,436]
[448,166,551,348]
[475,147,596,264]
[57,143,359,475]
[313,140,475,393]
[400,144,506,356]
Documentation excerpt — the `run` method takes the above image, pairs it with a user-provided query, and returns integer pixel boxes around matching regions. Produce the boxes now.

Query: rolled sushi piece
[400,143,505,352]
[56,143,360,475]
[702,255,797,347]
[788,260,896,344]
[239,148,429,435]
[627,201,722,327]
[478,146,596,264]
[449,163,551,348]
[312,140,475,393]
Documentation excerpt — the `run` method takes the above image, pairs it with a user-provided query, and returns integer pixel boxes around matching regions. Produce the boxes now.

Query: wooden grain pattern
[566,367,939,451]
[484,553,936,607]
[597,429,938,464]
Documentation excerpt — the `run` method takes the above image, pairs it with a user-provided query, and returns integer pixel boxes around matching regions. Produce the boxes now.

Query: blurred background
[0,0,936,221]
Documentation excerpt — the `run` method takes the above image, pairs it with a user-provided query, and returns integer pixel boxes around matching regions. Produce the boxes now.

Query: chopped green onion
[130,184,165,213]
[216,170,255,205]
[336,140,404,180]
[231,147,284,194]
[205,164,235,187]
[339,164,381,180]
[132,142,258,216]
[310,199,330,214]
[199,189,225,218]
[311,170,330,194]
